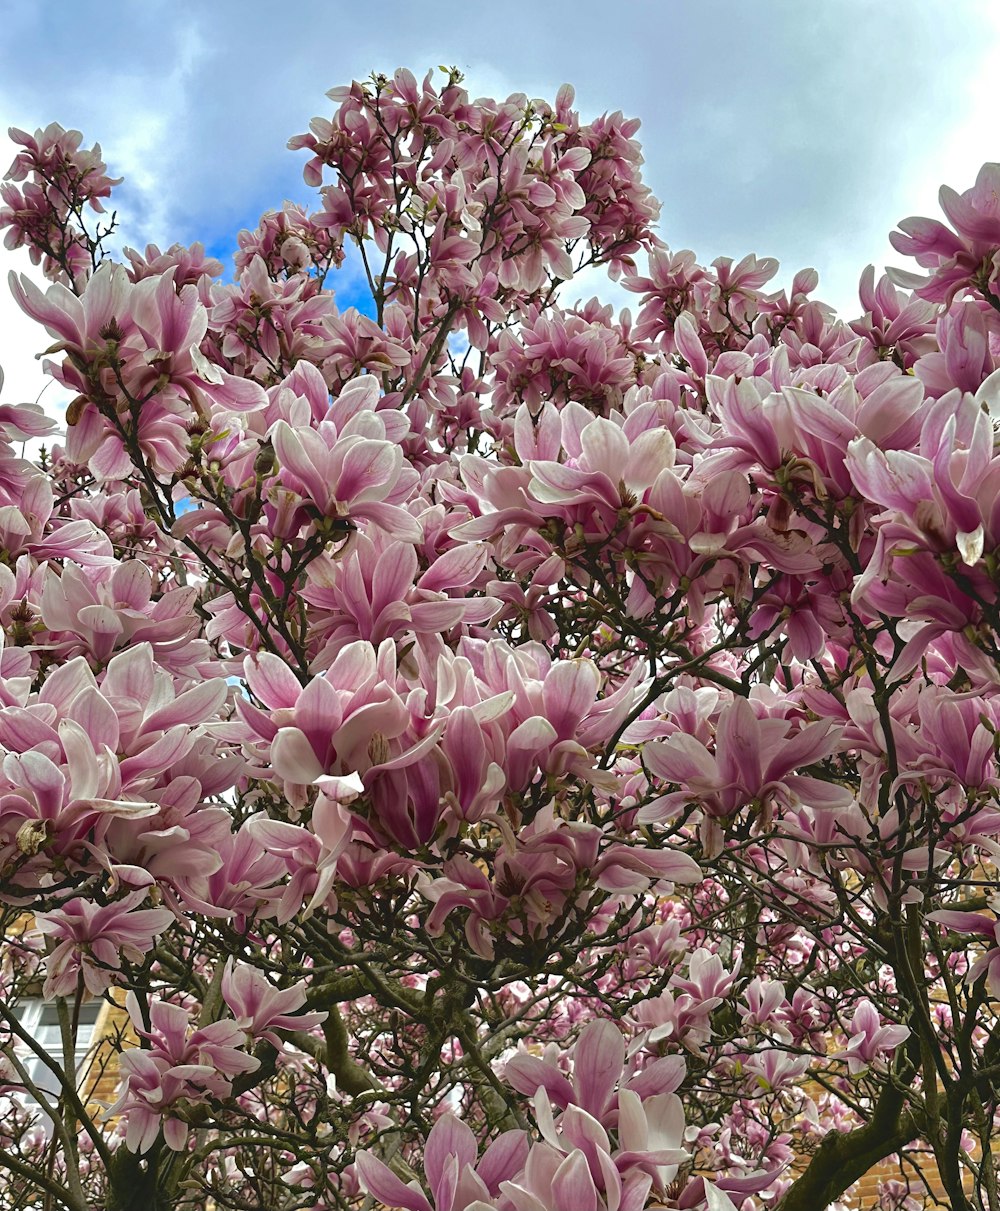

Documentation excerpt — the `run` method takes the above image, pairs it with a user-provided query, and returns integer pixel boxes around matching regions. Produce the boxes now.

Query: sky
[1,0,998,414]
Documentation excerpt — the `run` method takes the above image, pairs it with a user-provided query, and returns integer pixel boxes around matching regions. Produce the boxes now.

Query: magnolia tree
[1,65,1000,1211]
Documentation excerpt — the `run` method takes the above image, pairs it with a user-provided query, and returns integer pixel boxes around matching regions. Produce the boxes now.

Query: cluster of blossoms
[1,66,1000,1211]
[0,123,121,287]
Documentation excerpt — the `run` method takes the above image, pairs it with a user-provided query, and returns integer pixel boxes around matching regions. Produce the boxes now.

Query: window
[12,999,103,1106]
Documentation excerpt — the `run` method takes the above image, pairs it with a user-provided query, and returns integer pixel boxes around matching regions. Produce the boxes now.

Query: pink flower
[832,999,910,1076]
[743,1049,811,1091]
[501,1029,688,1211]
[269,375,421,540]
[111,991,259,1152]
[914,302,994,397]
[239,641,419,788]
[244,796,354,924]
[300,531,497,658]
[10,265,264,480]
[355,1114,528,1211]
[849,265,937,371]
[638,697,851,852]
[36,890,175,998]
[1,123,121,286]
[221,959,327,1047]
[890,163,1000,305]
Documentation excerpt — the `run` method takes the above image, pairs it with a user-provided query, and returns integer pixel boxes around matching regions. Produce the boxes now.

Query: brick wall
[80,989,131,1116]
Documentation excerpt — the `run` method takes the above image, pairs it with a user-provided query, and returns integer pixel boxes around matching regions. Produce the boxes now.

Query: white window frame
[11,998,103,1108]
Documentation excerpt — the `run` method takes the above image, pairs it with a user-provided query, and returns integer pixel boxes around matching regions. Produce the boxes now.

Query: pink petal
[244,652,303,708]
[417,543,488,593]
[119,726,194,782]
[333,438,401,503]
[424,1114,478,1203]
[504,1053,575,1109]
[354,1151,433,1211]
[102,645,155,704]
[643,733,717,786]
[550,1150,600,1211]
[37,656,98,711]
[927,910,996,936]
[542,660,600,740]
[476,1130,530,1194]
[141,679,228,733]
[271,727,326,784]
[8,271,84,345]
[573,1019,624,1118]
[272,421,331,511]
[351,501,422,541]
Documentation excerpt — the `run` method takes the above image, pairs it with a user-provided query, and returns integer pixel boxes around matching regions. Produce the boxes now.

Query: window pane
[11,999,103,1114]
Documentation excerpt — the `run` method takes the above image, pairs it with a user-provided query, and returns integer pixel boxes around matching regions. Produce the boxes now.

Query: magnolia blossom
[833,1000,911,1076]
[639,697,851,854]
[35,890,175,998]
[221,959,327,1047]
[111,992,258,1152]
[355,1114,528,1211]
[890,162,1000,305]
[501,1021,688,1210]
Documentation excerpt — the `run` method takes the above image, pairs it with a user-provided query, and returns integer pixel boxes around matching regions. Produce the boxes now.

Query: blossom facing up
[110,991,259,1152]
[890,163,1000,305]
[355,1113,528,1211]
[220,959,327,1048]
[638,697,851,853]
[832,999,911,1076]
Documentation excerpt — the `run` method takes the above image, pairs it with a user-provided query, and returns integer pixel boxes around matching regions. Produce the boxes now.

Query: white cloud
[3,0,1000,413]
[96,22,208,252]
[837,2,997,314]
